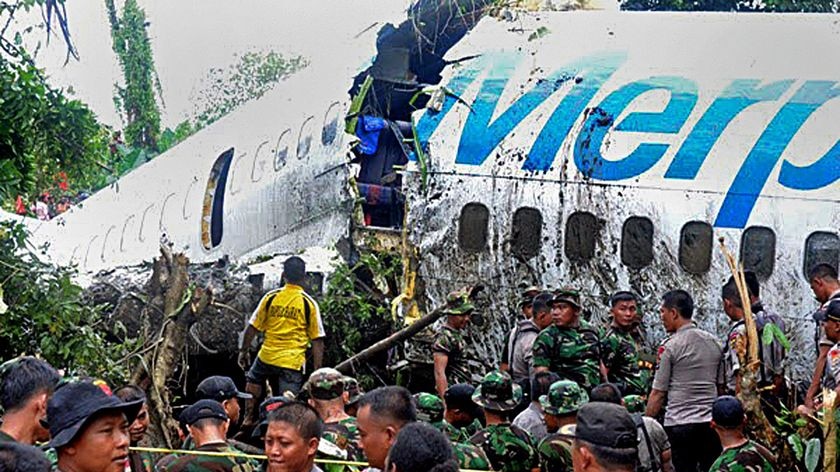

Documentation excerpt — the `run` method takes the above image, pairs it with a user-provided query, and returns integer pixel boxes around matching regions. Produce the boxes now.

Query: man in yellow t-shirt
[238,256,325,428]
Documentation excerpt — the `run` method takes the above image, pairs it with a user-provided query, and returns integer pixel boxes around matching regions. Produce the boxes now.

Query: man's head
[588,383,622,405]
[195,375,252,424]
[570,402,638,472]
[113,385,149,445]
[0,441,51,472]
[531,372,561,406]
[180,399,230,446]
[385,422,458,472]
[609,291,638,329]
[305,368,348,414]
[283,256,307,285]
[550,289,581,328]
[519,285,541,320]
[356,386,416,469]
[822,300,840,343]
[0,357,59,444]
[472,370,522,416]
[443,290,474,330]
[659,289,693,333]
[48,381,143,472]
[710,395,746,437]
[809,263,840,303]
[725,271,760,301]
[265,402,323,472]
[344,377,363,417]
[532,292,555,331]
[443,384,481,428]
[720,280,744,321]
[540,380,588,433]
[413,393,445,423]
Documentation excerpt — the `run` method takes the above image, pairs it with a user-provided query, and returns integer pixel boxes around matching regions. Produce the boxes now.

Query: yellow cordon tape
[130,446,489,472]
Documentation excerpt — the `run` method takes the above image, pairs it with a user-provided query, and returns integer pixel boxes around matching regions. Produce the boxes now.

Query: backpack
[633,414,661,472]
[753,305,786,385]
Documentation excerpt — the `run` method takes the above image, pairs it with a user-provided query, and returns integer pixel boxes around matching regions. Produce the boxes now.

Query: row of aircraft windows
[457,203,840,279]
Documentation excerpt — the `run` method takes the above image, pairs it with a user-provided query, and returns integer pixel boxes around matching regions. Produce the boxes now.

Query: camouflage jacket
[128,450,157,472]
[322,417,364,461]
[432,324,476,385]
[453,441,493,471]
[470,423,537,472]
[536,433,573,472]
[600,324,654,396]
[709,440,775,472]
[532,321,602,391]
[159,443,257,472]
[433,420,470,443]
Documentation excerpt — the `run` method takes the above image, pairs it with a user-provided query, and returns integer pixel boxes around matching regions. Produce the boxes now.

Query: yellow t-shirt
[249,284,325,370]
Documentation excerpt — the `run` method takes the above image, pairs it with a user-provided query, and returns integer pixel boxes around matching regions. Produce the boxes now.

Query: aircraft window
[511,207,542,260]
[740,226,776,280]
[679,221,713,274]
[621,216,654,269]
[804,231,840,277]
[565,211,599,262]
[322,102,341,146]
[274,129,291,171]
[201,148,235,250]
[101,225,116,262]
[251,141,269,183]
[120,215,135,252]
[458,203,489,253]
[297,116,315,159]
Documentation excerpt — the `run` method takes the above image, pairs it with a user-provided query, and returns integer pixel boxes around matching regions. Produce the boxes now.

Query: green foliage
[804,437,820,472]
[190,51,306,130]
[106,0,162,149]
[0,221,137,383]
[0,56,110,203]
[762,322,791,350]
[319,252,401,389]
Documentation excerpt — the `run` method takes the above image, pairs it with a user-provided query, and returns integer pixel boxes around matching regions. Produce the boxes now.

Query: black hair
[574,439,638,470]
[532,292,553,315]
[0,357,60,412]
[0,442,50,472]
[283,256,306,284]
[589,383,622,405]
[661,290,694,320]
[267,401,324,441]
[387,422,459,472]
[609,291,637,307]
[725,272,759,299]
[531,372,560,400]
[809,263,838,282]
[191,417,227,431]
[358,386,416,427]
[720,280,743,308]
[114,385,146,404]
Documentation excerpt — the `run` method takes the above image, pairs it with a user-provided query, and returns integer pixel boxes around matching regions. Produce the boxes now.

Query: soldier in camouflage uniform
[433,290,479,398]
[443,384,485,440]
[532,289,603,392]
[343,377,363,417]
[600,291,655,396]
[709,396,775,472]
[469,371,538,472]
[161,400,257,472]
[304,368,363,465]
[413,393,492,470]
[536,380,589,472]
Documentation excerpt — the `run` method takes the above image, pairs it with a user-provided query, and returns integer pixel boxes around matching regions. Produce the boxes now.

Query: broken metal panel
[403,12,840,379]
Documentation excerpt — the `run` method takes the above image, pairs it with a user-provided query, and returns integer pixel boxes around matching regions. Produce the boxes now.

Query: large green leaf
[788,434,804,461]
[804,437,821,472]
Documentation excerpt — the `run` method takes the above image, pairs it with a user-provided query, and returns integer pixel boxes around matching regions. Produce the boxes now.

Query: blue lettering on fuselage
[414,51,840,229]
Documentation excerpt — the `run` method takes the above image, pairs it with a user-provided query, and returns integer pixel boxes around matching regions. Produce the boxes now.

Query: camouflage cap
[551,288,581,309]
[443,290,475,315]
[413,392,445,423]
[623,395,645,413]
[518,285,542,307]
[539,380,588,416]
[472,370,522,411]
[306,368,346,400]
[344,376,363,405]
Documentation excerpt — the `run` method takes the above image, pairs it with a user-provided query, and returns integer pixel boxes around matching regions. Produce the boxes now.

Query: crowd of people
[0,258,839,472]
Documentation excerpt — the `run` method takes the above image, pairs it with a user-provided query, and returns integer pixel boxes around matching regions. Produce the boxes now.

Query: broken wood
[719,238,777,448]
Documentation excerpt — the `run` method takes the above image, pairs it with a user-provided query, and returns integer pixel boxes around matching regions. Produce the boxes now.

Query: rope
[130,446,489,472]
